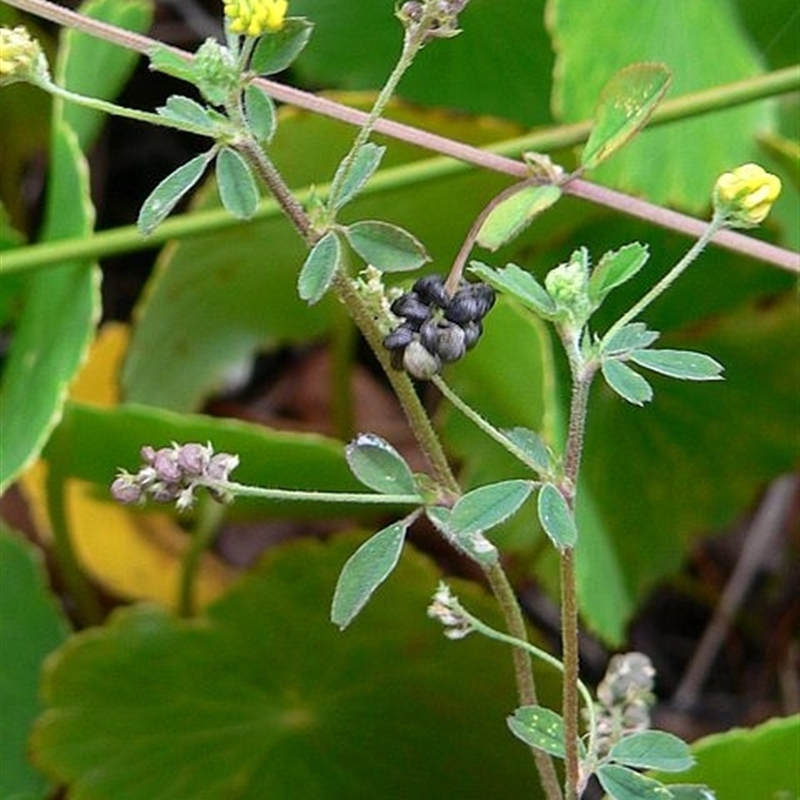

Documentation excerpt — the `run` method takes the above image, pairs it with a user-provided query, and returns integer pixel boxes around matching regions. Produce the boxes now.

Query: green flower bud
[193,38,240,106]
[544,247,592,326]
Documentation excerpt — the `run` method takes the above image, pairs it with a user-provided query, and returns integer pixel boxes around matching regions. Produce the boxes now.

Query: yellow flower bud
[713,163,782,228]
[224,0,289,37]
[0,26,49,87]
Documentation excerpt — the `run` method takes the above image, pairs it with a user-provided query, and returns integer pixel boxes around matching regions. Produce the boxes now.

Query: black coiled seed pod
[383,324,415,351]
[390,293,430,325]
[382,273,495,378]
[462,320,483,350]
[445,283,496,324]
[412,274,450,309]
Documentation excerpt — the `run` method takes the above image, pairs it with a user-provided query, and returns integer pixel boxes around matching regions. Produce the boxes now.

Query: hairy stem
[451,590,597,736]
[235,137,314,242]
[327,11,429,204]
[560,548,580,800]
[602,213,728,345]
[330,271,460,496]
[40,77,224,137]
[209,480,422,505]
[485,564,564,800]
[559,341,597,799]
[432,375,548,475]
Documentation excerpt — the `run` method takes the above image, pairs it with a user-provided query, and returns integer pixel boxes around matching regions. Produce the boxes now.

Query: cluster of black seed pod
[383,274,496,379]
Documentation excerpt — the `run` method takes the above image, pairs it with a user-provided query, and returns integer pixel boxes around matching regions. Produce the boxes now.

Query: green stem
[327,9,433,205]
[235,136,314,242]
[485,564,564,800]
[178,496,225,617]
[209,481,422,505]
[453,592,597,740]
[39,77,221,138]
[557,349,597,800]
[331,271,460,497]
[560,548,580,800]
[432,375,548,476]
[562,356,595,487]
[602,213,727,346]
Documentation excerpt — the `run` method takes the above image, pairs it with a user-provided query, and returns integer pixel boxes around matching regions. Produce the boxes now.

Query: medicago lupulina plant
[0,2,792,799]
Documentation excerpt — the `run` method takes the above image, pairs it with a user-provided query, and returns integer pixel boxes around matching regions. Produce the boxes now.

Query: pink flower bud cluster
[111,442,239,512]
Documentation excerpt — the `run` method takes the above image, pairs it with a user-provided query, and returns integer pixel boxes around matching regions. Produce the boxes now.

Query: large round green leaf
[0,0,152,491]
[549,0,777,211]
[650,715,799,799]
[32,536,556,800]
[0,527,70,800]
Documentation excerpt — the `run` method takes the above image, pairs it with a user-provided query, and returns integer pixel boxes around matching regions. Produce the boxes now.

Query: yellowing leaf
[21,325,235,609]
[69,322,127,406]
[65,479,234,608]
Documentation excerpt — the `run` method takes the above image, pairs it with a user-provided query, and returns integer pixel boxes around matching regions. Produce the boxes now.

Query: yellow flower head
[713,163,782,228]
[0,26,48,87]
[224,0,288,37]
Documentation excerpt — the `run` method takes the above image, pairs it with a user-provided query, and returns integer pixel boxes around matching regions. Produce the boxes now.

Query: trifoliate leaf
[469,261,557,318]
[244,84,276,143]
[537,483,577,550]
[216,147,259,220]
[629,349,724,381]
[601,323,660,356]
[329,143,386,212]
[610,730,695,773]
[344,220,429,272]
[331,519,410,629]
[507,705,576,758]
[589,242,649,304]
[148,44,197,83]
[425,506,499,566]
[601,358,653,406]
[251,19,314,75]
[501,427,553,475]
[156,96,221,133]
[344,433,418,496]
[137,152,212,235]
[597,764,672,800]
[297,231,341,304]
[450,480,533,536]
